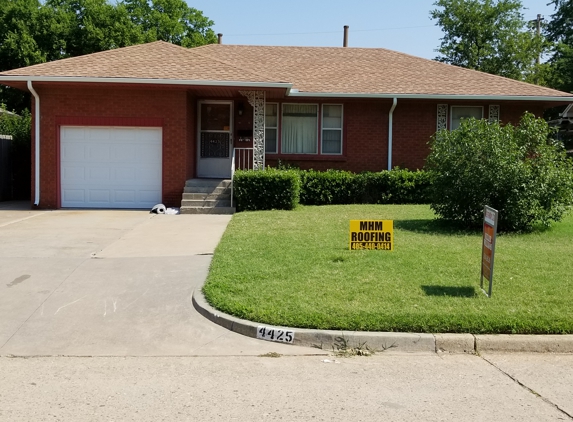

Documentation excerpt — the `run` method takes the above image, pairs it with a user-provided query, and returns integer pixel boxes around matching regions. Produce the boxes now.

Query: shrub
[233,168,300,211]
[426,113,573,231]
[234,168,433,211]
[299,170,356,205]
[355,169,432,204]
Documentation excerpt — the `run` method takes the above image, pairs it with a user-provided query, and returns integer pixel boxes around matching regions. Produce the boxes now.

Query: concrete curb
[192,290,573,354]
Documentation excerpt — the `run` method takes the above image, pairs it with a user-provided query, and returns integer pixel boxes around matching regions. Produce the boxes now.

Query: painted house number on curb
[257,326,294,343]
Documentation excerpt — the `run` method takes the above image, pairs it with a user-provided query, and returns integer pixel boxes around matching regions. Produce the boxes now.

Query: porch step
[185,179,232,188]
[182,192,231,201]
[180,179,235,215]
[183,186,229,194]
[180,206,236,215]
[181,199,231,208]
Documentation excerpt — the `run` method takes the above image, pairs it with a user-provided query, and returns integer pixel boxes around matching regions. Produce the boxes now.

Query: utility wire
[225,25,435,38]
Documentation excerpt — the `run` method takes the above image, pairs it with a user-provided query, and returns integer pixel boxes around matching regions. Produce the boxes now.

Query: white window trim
[321,104,344,155]
[450,105,484,130]
[265,102,279,154]
[281,103,319,155]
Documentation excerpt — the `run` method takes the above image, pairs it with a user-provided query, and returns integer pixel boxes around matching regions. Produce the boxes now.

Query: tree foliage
[45,0,144,57]
[426,113,573,232]
[123,0,216,47]
[545,0,573,93]
[431,0,545,81]
[0,0,217,111]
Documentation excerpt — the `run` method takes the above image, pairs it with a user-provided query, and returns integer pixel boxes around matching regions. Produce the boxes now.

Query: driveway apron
[0,204,319,356]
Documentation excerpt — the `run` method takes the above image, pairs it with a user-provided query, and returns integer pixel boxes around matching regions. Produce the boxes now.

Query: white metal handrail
[231,147,254,208]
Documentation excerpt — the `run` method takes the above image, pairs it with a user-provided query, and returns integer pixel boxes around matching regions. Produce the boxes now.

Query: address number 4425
[257,326,294,344]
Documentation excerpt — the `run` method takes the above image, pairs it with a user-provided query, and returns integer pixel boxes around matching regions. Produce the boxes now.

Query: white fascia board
[0,76,292,90]
[288,92,573,102]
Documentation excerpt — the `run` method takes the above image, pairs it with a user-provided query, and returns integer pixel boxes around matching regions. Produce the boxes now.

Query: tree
[430,0,545,81]
[545,0,573,93]
[45,0,145,57]
[0,0,217,111]
[0,0,67,111]
[122,0,217,47]
[426,114,573,232]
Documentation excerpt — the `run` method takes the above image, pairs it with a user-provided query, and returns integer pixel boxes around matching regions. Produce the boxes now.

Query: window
[265,103,278,154]
[281,104,318,154]
[451,106,483,130]
[322,105,343,154]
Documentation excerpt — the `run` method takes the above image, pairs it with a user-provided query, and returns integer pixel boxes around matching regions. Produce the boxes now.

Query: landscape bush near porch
[232,168,432,211]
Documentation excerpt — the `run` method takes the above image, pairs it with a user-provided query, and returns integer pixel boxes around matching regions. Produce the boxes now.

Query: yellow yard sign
[349,220,394,251]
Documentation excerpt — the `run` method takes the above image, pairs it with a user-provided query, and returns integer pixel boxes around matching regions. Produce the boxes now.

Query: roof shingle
[0,41,570,98]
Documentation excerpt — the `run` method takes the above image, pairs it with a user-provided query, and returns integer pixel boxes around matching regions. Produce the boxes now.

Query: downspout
[387,98,397,171]
[27,80,40,206]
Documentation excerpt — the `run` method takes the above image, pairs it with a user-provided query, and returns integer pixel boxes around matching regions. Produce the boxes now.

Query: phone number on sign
[350,242,392,250]
[257,326,294,343]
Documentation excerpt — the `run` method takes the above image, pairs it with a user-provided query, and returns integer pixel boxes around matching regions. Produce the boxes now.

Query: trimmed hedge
[354,169,432,204]
[233,168,431,211]
[233,168,300,211]
[299,170,356,205]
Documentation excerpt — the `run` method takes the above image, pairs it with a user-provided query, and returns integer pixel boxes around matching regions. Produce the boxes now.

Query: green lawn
[203,205,573,334]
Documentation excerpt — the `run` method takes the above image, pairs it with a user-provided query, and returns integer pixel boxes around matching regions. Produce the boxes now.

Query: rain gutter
[27,80,40,206]
[2,76,292,91]
[287,92,573,102]
[388,98,397,171]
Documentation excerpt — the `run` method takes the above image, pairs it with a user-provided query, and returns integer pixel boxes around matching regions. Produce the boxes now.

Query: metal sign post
[480,206,499,297]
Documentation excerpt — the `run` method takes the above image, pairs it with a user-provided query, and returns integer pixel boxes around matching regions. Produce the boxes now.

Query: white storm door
[197,101,233,178]
[60,126,162,209]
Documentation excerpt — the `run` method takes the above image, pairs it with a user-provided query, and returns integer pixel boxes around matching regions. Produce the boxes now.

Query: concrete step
[180,179,235,215]
[181,199,232,208]
[185,179,232,188]
[180,206,236,215]
[183,186,230,195]
[182,192,231,201]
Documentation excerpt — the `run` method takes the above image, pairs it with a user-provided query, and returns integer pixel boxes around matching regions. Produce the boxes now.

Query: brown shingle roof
[0,41,570,98]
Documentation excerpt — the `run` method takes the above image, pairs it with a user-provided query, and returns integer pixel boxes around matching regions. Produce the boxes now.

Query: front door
[197,101,233,178]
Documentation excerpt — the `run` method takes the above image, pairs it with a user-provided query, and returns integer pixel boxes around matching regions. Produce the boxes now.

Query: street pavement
[1,353,572,421]
[0,202,572,421]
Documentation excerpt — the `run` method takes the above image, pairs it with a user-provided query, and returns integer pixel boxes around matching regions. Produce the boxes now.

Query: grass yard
[203,205,573,334]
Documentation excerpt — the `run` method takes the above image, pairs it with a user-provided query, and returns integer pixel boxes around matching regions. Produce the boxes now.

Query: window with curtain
[265,103,278,154]
[281,104,318,154]
[322,105,343,154]
[451,106,483,130]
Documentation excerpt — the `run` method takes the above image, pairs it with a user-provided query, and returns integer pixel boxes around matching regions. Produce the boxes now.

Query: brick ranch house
[0,40,572,211]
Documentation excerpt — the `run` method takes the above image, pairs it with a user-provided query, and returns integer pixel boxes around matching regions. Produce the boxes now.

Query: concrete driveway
[0,202,319,357]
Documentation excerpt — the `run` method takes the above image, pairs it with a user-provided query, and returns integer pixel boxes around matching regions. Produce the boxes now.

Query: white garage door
[60,126,162,209]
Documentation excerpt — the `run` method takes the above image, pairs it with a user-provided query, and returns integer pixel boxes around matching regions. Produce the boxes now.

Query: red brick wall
[392,100,436,170]
[30,84,550,209]
[266,99,546,172]
[33,84,189,208]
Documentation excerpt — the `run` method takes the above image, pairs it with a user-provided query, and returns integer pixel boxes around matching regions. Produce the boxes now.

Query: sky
[188,0,555,60]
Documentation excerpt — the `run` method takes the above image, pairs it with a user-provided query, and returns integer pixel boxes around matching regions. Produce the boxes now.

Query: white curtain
[282,104,317,154]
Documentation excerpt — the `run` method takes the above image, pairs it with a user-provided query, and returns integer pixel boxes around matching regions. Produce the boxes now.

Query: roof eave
[288,91,573,102]
[0,76,293,91]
